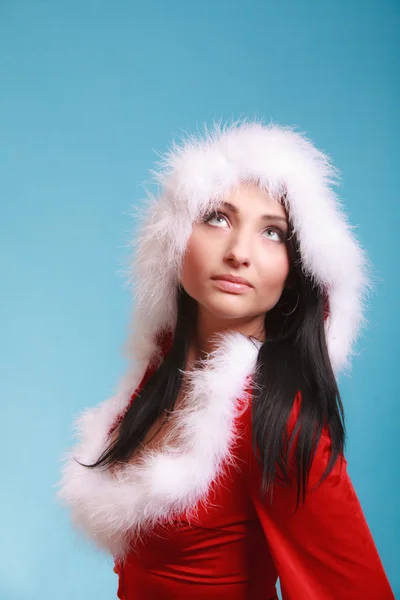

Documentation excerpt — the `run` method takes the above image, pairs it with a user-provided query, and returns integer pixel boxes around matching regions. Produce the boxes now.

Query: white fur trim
[56,332,261,559]
[124,119,373,377]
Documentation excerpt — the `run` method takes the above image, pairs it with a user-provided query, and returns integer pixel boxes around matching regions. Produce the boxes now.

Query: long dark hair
[80,228,345,509]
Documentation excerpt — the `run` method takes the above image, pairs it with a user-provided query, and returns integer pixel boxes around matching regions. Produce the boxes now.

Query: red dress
[58,332,394,600]
[112,380,394,600]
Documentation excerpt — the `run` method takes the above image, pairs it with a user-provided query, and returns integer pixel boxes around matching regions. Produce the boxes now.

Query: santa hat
[121,119,373,388]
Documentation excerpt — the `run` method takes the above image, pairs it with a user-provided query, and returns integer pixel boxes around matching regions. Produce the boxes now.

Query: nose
[223,236,251,267]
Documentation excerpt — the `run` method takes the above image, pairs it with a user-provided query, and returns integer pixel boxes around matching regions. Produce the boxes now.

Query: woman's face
[180,182,291,340]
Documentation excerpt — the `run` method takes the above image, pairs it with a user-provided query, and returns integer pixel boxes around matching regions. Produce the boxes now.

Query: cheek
[257,250,290,292]
[181,231,210,290]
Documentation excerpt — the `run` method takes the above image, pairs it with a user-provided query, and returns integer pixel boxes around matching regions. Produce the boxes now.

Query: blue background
[0,1,398,598]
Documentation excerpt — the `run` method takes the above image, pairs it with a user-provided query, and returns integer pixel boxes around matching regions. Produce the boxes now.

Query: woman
[57,120,394,599]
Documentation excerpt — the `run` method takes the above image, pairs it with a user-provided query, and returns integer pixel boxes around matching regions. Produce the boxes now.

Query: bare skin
[111,182,291,465]
[181,182,290,356]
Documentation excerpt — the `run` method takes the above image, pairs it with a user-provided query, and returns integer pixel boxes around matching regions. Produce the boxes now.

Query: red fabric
[112,387,394,599]
[249,394,394,599]
[111,332,394,598]
[113,399,279,599]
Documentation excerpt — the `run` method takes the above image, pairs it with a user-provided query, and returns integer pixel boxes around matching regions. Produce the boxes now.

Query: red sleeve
[107,362,157,439]
[109,330,173,439]
[249,392,395,600]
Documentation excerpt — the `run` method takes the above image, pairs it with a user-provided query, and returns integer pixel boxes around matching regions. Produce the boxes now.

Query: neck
[188,309,265,366]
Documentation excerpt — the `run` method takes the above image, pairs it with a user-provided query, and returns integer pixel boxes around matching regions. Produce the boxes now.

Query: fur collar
[56,332,261,559]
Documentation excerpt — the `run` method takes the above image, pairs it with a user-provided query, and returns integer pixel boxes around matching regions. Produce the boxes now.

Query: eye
[203,211,229,227]
[263,227,286,242]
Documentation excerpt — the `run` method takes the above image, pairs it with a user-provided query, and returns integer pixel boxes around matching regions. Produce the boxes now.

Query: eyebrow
[220,201,288,225]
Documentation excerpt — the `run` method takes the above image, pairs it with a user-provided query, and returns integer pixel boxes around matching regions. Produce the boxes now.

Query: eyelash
[202,211,287,243]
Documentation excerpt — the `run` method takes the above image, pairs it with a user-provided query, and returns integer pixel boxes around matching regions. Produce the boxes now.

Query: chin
[200,295,251,320]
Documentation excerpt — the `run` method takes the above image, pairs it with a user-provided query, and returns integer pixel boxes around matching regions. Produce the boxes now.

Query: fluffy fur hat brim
[124,118,373,378]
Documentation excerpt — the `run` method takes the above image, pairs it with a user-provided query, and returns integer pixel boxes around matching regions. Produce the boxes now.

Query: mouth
[211,276,253,294]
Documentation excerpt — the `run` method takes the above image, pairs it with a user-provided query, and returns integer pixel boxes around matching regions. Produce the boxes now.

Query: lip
[211,274,253,294]
[212,274,253,287]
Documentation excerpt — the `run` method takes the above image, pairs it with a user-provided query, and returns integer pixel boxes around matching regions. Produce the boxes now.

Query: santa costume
[56,120,394,599]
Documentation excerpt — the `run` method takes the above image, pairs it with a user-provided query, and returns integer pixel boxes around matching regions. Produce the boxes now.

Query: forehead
[219,181,287,216]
